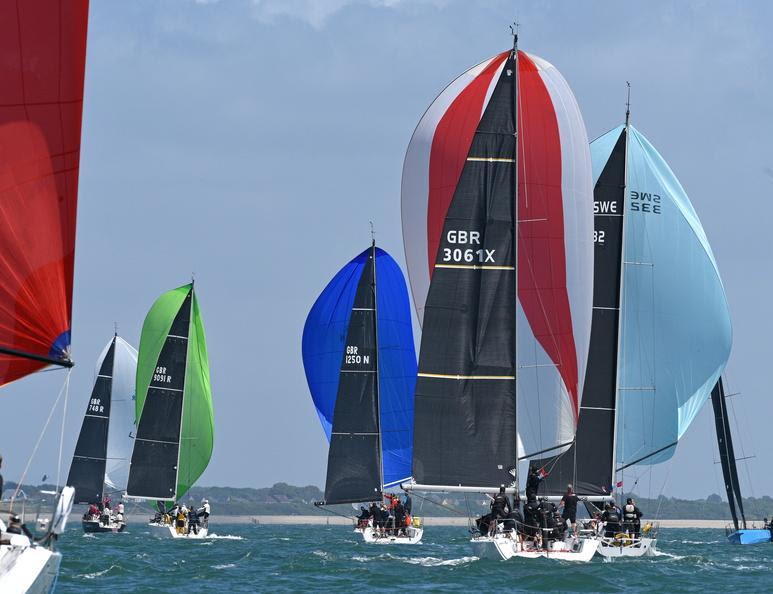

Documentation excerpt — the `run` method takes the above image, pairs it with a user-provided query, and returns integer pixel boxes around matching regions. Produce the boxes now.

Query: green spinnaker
[135,283,214,500]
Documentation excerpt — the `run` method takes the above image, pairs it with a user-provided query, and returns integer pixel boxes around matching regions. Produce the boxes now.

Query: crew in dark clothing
[393,501,406,535]
[525,465,547,500]
[560,485,580,535]
[602,503,621,537]
[187,508,200,535]
[357,506,370,521]
[491,487,512,519]
[403,494,412,515]
[523,497,541,538]
[6,515,33,539]
[622,498,643,537]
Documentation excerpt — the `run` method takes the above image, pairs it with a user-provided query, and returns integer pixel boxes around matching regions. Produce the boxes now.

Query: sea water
[56,524,773,592]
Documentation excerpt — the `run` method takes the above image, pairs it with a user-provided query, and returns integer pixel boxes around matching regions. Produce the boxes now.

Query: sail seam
[434,264,515,271]
[418,373,515,380]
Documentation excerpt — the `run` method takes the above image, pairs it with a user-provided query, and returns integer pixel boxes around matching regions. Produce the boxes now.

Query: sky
[1,0,771,502]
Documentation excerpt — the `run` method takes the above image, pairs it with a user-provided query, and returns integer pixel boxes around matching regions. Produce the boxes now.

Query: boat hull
[470,534,599,562]
[82,519,126,534]
[727,529,771,545]
[596,536,656,558]
[166,525,208,539]
[0,543,61,594]
[357,526,423,544]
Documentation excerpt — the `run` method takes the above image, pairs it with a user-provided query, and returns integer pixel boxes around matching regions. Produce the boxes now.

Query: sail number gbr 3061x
[439,230,496,264]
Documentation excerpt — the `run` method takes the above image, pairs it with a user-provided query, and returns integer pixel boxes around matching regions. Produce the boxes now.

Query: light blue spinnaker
[591,125,732,468]
[302,246,417,489]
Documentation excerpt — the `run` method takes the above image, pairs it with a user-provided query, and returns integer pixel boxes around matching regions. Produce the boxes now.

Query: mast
[611,82,631,493]
[371,234,384,495]
[100,334,118,503]
[512,22,520,491]
[173,285,193,502]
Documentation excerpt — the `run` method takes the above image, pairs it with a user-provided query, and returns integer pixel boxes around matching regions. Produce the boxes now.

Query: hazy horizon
[0,0,771,502]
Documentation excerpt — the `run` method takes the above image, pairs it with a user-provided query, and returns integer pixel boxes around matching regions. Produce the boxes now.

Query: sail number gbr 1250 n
[440,230,496,264]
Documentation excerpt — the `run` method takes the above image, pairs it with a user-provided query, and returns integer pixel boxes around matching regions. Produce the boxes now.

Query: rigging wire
[10,371,71,509]
[55,370,72,496]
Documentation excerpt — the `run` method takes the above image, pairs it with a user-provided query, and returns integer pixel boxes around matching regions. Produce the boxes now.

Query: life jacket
[624,504,637,520]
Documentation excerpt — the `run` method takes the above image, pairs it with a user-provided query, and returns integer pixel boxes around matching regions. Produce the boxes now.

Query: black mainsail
[67,339,116,504]
[533,126,628,496]
[412,55,517,489]
[322,244,382,504]
[126,290,192,500]
[711,377,747,531]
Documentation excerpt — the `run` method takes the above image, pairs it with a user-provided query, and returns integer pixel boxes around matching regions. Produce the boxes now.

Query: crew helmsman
[559,485,579,536]
[623,498,643,537]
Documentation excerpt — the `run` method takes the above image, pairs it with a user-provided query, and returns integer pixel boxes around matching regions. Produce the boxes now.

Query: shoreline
[123,515,738,528]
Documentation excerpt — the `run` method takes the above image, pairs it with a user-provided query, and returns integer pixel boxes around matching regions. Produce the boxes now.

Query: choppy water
[55,524,773,592]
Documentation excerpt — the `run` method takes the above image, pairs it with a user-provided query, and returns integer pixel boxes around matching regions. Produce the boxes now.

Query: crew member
[602,503,621,537]
[5,514,33,539]
[559,484,579,536]
[622,498,643,537]
[393,499,406,536]
[525,465,547,500]
[187,507,200,535]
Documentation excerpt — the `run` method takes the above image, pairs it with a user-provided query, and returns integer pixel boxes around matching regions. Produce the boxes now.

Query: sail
[0,0,88,384]
[402,50,593,488]
[303,246,417,502]
[533,128,628,495]
[126,284,214,501]
[67,339,115,504]
[590,125,732,467]
[710,378,746,530]
[103,337,138,492]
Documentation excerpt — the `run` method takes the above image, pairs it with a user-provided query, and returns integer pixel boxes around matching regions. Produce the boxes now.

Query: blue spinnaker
[302,247,417,488]
[591,125,732,467]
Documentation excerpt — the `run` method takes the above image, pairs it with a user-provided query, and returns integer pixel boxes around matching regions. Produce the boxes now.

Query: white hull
[357,526,423,544]
[0,542,61,594]
[596,536,656,558]
[166,525,208,539]
[471,533,599,562]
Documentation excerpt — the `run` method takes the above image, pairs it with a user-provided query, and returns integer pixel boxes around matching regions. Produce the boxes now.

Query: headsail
[103,337,138,492]
[402,49,593,489]
[608,125,731,468]
[303,246,416,503]
[0,0,89,384]
[126,284,214,501]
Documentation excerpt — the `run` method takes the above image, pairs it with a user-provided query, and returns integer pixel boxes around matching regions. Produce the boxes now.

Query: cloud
[248,0,443,29]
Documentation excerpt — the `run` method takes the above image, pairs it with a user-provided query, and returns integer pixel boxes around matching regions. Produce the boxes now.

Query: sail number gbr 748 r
[440,230,496,264]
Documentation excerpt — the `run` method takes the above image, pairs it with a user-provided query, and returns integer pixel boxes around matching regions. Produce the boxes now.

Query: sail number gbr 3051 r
[440,230,495,264]
[153,366,173,384]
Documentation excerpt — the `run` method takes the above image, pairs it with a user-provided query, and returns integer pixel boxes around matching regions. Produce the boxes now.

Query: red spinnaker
[0,0,89,386]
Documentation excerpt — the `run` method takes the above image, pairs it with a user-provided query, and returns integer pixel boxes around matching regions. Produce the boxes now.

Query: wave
[80,564,121,580]
[207,534,244,540]
[351,553,478,567]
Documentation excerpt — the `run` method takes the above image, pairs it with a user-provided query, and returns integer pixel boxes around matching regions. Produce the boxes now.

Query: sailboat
[0,0,87,591]
[125,283,214,539]
[533,101,732,558]
[303,242,421,544]
[712,378,768,544]
[400,33,598,561]
[67,334,138,533]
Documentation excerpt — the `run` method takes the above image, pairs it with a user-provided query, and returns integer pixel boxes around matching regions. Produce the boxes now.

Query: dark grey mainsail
[711,377,747,531]
[126,290,192,500]
[412,54,517,489]
[533,126,628,496]
[67,339,116,504]
[321,244,382,504]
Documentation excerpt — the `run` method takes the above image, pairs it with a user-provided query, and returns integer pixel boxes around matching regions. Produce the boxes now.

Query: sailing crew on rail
[602,503,621,537]
[559,485,580,536]
[525,465,548,500]
[622,498,643,537]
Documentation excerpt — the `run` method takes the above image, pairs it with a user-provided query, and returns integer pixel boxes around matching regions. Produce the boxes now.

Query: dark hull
[82,519,126,533]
